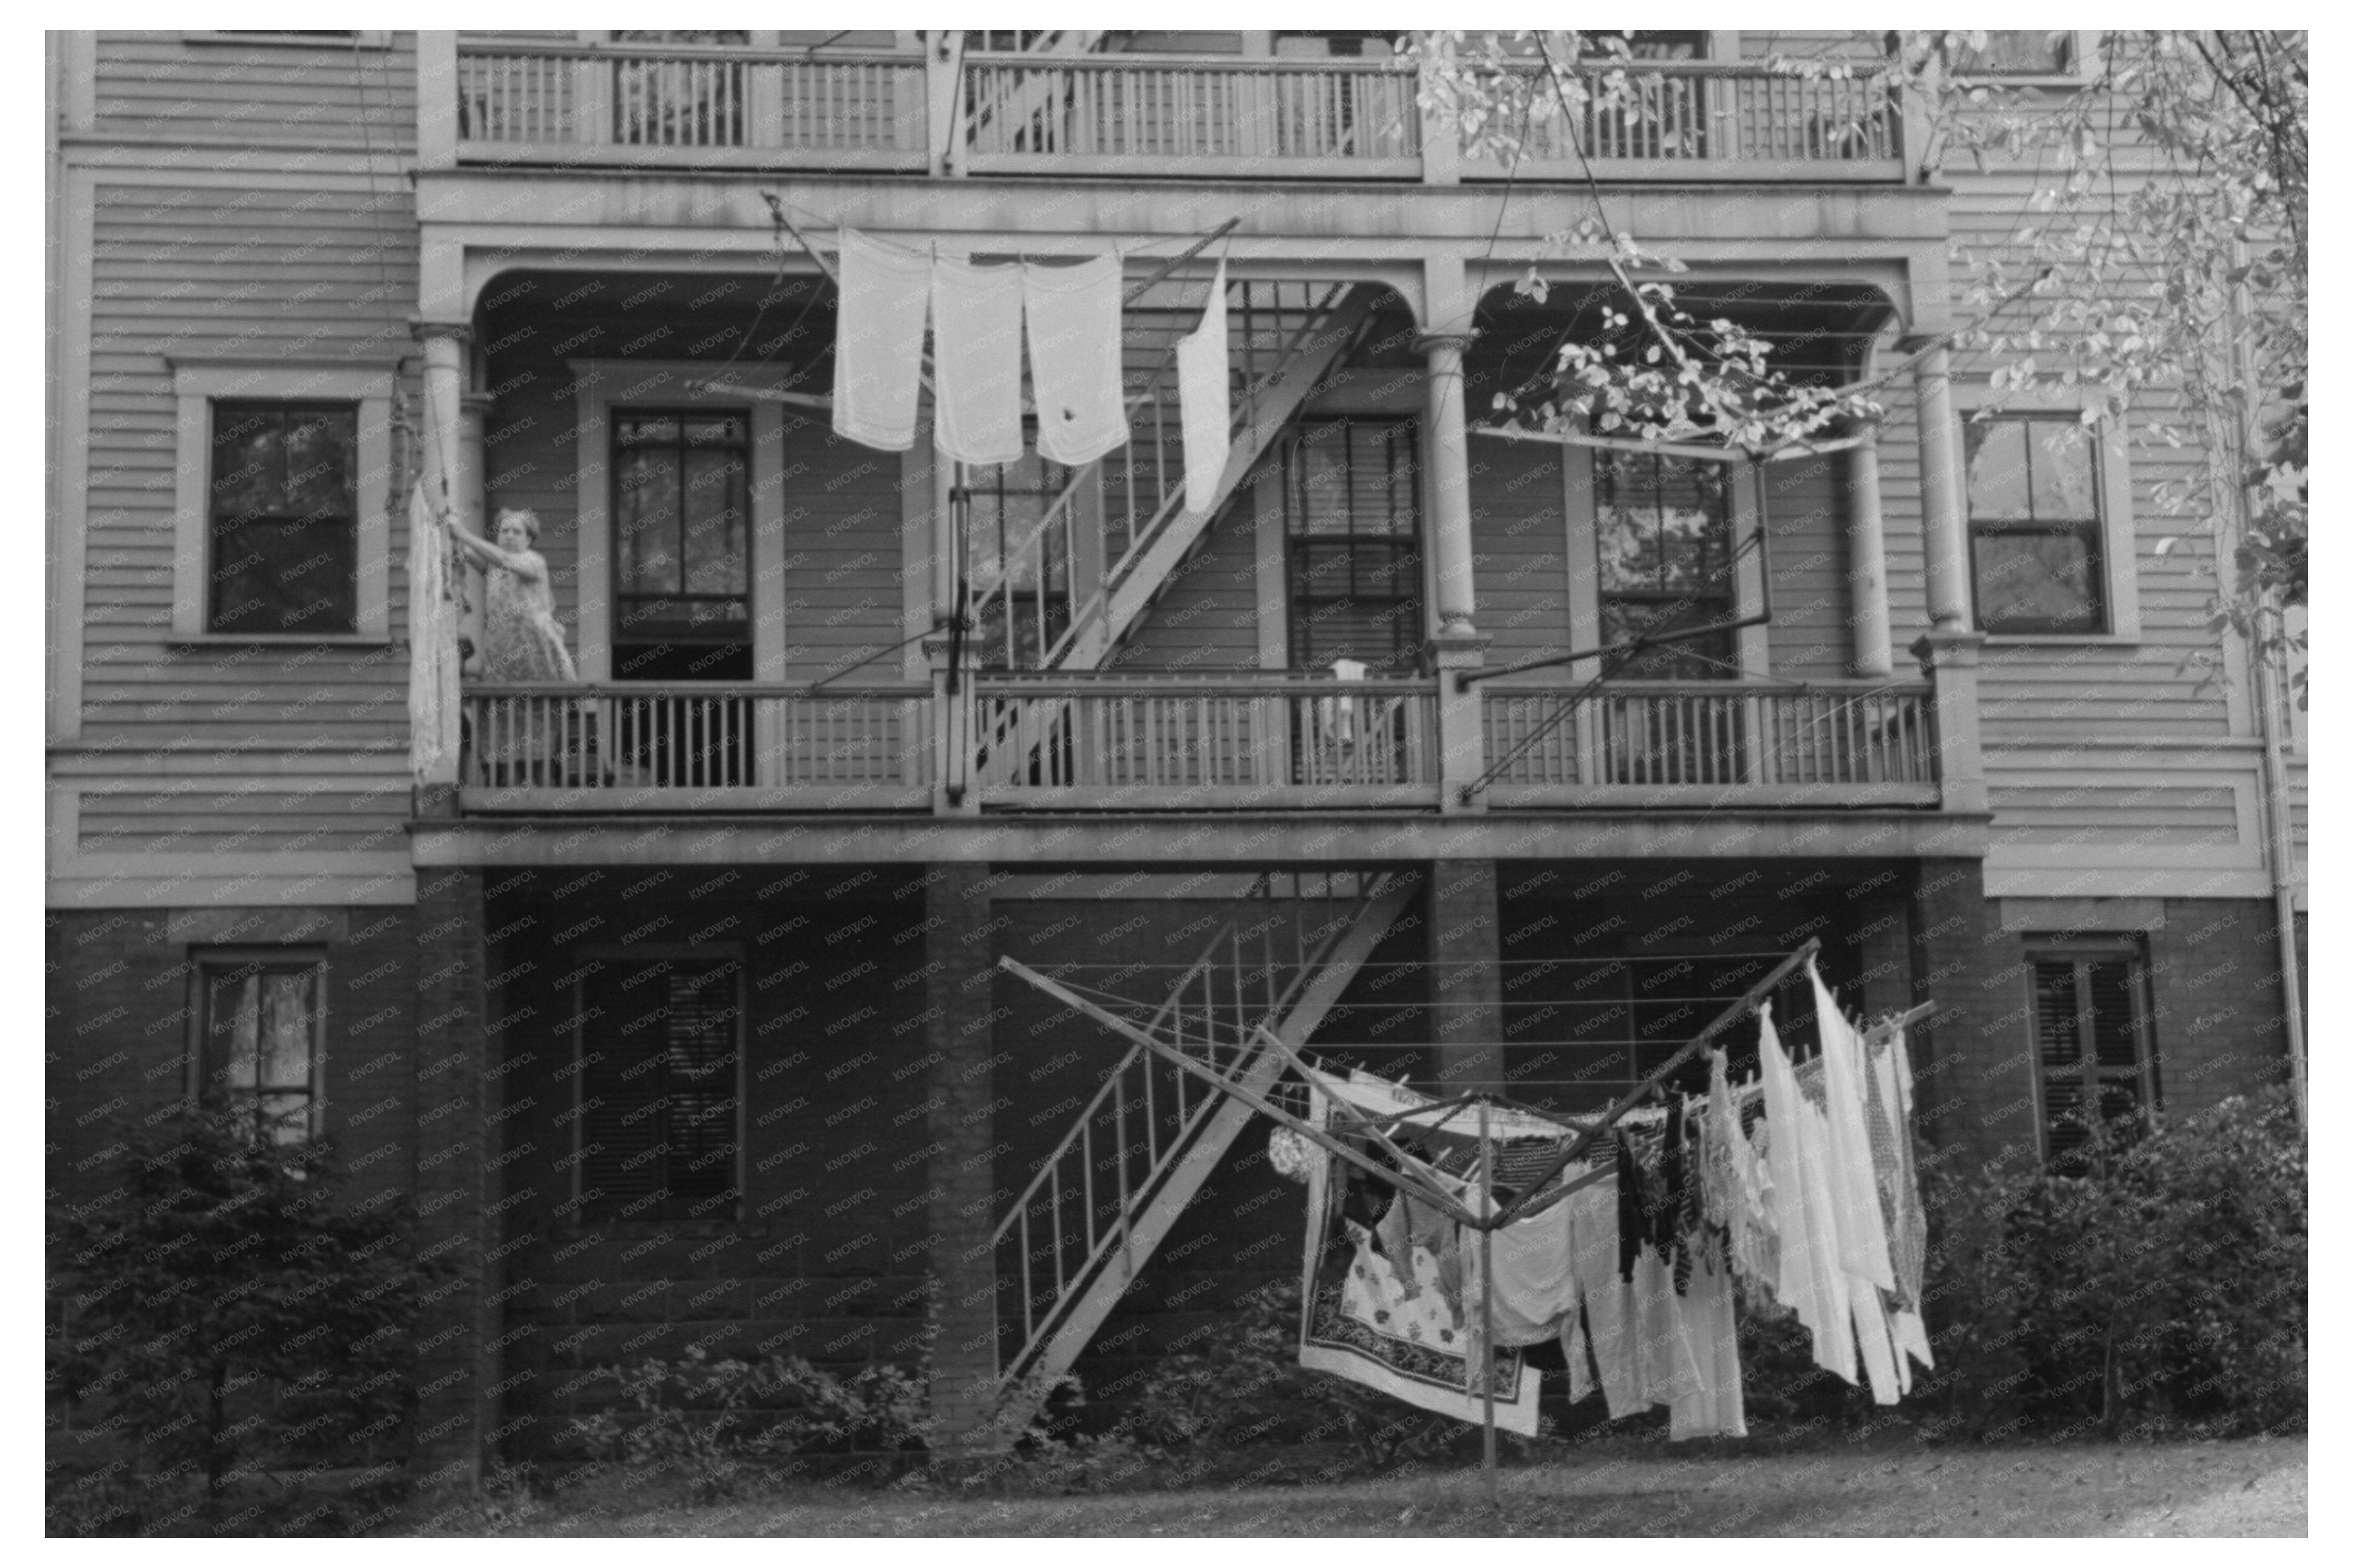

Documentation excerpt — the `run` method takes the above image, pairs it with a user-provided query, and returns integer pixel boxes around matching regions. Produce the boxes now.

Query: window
[577,953,743,1223]
[170,362,394,642]
[966,443,1076,669]
[1593,450,1738,680]
[1966,416,2107,635]
[206,402,359,636]
[612,411,752,680]
[2027,943,2158,1171]
[194,955,324,1145]
[1284,419,1423,672]
[1951,31,2075,77]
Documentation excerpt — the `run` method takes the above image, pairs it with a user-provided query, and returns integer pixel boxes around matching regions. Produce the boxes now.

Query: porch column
[1845,418,1894,678]
[409,866,492,1508]
[455,391,492,677]
[1419,315,1488,811]
[1428,859,1505,1093]
[1417,326,1480,638]
[1915,630,1988,815]
[1912,343,1970,632]
[924,863,1001,1440]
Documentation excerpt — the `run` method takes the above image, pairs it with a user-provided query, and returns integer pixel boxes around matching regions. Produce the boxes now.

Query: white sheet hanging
[831,229,931,452]
[1022,253,1128,465]
[1175,258,1231,515]
[930,253,1026,467]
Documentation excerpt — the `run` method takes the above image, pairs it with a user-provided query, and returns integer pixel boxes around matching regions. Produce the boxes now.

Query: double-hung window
[1284,419,1423,673]
[612,410,752,681]
[170,362,393,641]
[206,402,360,636]
[1593,450,1739,680]
[194,953,325,1145]
[2026,940,2159,1171]
[1966,415,2110,635]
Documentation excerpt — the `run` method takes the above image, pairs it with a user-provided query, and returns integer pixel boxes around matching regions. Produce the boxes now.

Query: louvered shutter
[579,956,743,1220]
[2029,950,2151,1169]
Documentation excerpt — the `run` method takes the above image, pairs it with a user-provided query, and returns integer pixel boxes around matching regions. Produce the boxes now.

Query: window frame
[2021,935,2160,1169]
[568,359,792,684]
[186,948,329,1145]
[170,360,394,644]
[1951,383,2140,644]
[568,943,748,1228]
[1944,30,2100,87]
[1561,444,1769,680]
[1281,416,1426,674]
[608,406,756,672]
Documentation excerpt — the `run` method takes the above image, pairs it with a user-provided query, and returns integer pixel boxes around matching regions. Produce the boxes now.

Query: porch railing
[458,683,932,807]
[451,38,929,169]
[435,36,1910,183]
[967,674,1440,806]
[1478,680,1937,805]
[961,55,1421,176]
[1460,60,1904,180]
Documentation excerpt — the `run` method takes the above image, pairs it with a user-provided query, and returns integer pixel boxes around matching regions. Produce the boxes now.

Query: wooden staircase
[991,869,1418,1386]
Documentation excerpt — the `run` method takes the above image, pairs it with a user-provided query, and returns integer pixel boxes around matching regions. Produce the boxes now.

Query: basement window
[2026,939,2159,1173]
[194,953,326,1145]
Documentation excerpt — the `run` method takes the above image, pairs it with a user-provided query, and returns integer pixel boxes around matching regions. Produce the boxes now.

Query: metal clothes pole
[1479,1098,1497,1511]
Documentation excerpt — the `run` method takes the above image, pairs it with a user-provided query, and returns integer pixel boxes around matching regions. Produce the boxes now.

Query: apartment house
[45,29,2306,1482]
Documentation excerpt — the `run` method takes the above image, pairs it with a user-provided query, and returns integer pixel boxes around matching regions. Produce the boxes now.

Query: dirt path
[457,1437,2305,1536]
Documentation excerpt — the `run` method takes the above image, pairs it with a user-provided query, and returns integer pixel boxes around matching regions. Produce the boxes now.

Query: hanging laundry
[1809,961,1896,1292]
[1023,253,1129,466]
[1667,1248,1748,1440]
[1563,1177,1646,1419]
[405,484,461,786]
[929,254,1026,466]
[1175,258,1231,515]
[1761,1002,1858,1385]
[831,229,931,453]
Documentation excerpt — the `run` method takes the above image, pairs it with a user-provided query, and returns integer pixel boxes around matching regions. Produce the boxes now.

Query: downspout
[2224,240,2307,1131]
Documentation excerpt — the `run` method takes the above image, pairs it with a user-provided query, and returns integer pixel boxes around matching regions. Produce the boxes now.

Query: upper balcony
[428,35,1913,187]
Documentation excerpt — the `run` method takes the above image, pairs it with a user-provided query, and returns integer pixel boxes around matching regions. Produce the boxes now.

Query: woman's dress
[478,551,578,779]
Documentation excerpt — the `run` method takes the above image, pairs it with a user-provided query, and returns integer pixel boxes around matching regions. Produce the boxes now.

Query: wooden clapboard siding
[1467,439,1571,671]
[1112,497,1262,671]
[1757,453,1853,681]
[91,32,417,149]
[65,141,421,899]
[780,427,906,685]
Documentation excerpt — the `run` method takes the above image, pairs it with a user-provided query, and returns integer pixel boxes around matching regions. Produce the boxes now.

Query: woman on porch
[445,508,579,782]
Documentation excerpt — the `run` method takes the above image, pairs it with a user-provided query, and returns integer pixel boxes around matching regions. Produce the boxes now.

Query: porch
[450,671,1946,815]
[427,34,1914,186]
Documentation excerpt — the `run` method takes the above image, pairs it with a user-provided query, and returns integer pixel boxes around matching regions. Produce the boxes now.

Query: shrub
[570,1350,934,1500]
[1920,1087,2305,1439]
[46,1110,430,1536]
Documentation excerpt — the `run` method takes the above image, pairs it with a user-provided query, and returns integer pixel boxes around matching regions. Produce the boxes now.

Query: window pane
[256,970,316,1090]
[211,408,285,520]
[2083,959,2141,1072]
[616,448,682,594]
[281,411,355,517]
[1964,420,2033,521]
[2031,425,2097,518]
[1959,30,2071,74]
[257,1092,312,1146]
[680,447,748,598]
[1595,499,1660,593]
[208,969,261,1095]
[1599,598,1735,680]
[1973,528,2102,633]
[211,517,359,635]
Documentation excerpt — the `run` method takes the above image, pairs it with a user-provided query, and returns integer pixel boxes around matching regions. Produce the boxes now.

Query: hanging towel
[931,254,1027,467]
[831,229,931,453]
[406,485,461,785]
[1809,962,1897,1292]
[1175,258,1231,515]
[1023,253,1128,465]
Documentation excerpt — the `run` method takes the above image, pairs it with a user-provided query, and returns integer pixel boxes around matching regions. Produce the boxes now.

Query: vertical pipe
[1479,1098,1498,1510]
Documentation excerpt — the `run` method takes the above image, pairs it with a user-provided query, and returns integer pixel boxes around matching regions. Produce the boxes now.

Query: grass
[429,1435,2306,1537]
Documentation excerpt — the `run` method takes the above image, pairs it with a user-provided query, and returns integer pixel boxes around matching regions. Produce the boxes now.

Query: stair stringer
[1015,871,1419,1385]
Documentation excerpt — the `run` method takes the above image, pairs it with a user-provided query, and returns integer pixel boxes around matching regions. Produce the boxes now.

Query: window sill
[1980,632,2140,649]
[170,633,391,649]
[1949,73,2089,90]
[184,31,392,49]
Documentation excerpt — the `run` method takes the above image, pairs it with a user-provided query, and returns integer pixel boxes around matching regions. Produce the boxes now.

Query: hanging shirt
[1761,1002,1858,1386]
[930,254,1026,466]
[831,229,932,453]
[1023,253,1128,466]
[1175,258,1232,516]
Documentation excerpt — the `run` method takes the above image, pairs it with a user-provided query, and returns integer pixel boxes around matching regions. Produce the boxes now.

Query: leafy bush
[570,1349,934,1501]
[1122,1280,1454,1470]
[46,1110,428,1536]
[1919,1087,2305,1439]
